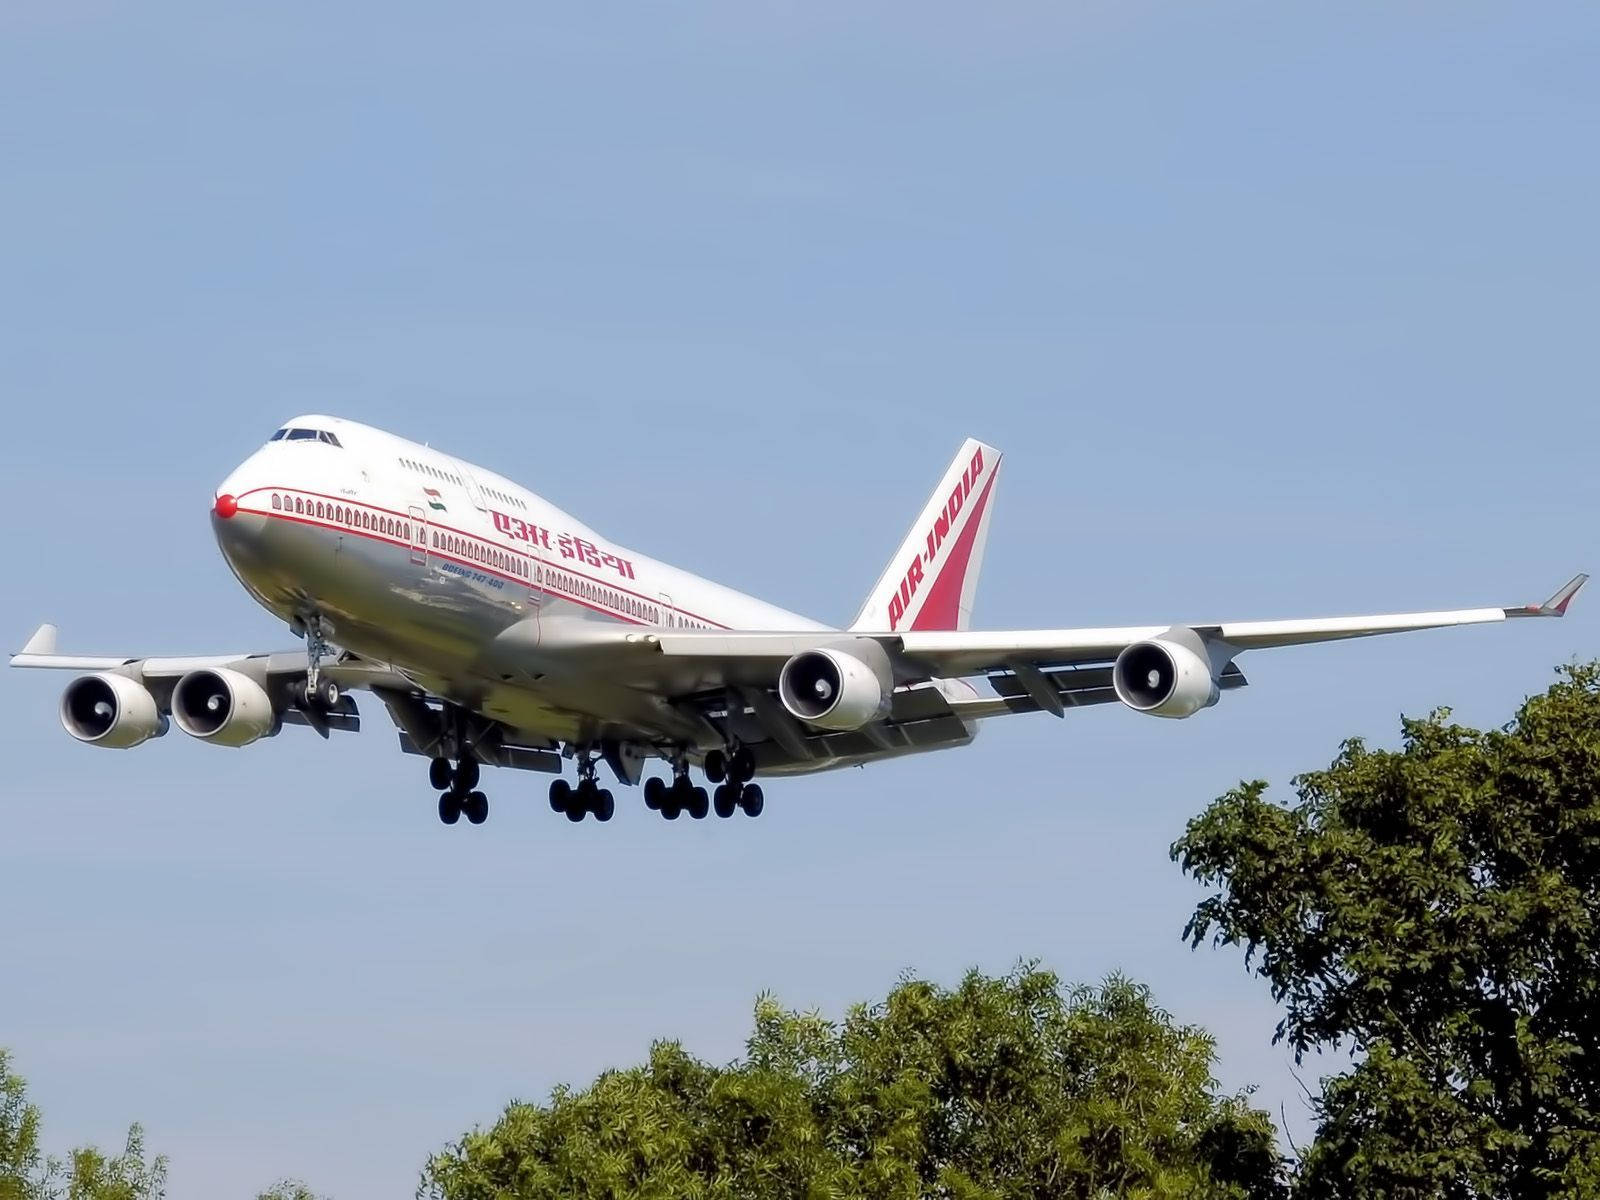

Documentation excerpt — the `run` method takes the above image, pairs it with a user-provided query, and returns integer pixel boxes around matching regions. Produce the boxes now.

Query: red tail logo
[887,446,990,631]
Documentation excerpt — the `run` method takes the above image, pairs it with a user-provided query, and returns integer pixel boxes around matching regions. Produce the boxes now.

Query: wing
[612,575,1585,763]
[9,623,403,735]
[890,572,1588,680]
[10,623,566,771]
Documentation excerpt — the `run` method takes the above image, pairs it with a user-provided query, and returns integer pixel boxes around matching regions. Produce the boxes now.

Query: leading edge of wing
[894,572,1584,666]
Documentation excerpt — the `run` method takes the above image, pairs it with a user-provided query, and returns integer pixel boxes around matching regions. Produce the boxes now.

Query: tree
[0,1052,165,1200]
[1,1050,46,1200]
[1173,663,1600,1198]
[256,1181,328,1200]
[420,965,1285,1199]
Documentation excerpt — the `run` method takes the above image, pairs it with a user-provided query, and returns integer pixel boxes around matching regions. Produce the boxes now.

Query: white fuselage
[212,415,835,749]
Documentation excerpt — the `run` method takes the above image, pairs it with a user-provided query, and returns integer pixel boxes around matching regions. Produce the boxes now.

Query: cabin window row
[431,530,530,580]
[543,569,661,624]
[399,457,461,486]
[271,493,409,541]
[484,485,526,511]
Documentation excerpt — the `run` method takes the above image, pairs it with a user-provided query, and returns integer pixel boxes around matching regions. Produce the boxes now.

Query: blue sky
[2,3,1597,1196]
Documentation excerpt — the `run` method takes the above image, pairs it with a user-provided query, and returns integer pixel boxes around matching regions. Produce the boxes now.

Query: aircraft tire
[713,784,737,819]
[429,757,453,791]
[688,786,710,820]
[456,757,481,790]
[704,750,727,784]
[438,793,462,825]
[644,777,665,810]
[549,779,571,813]
[730,747,755,784]
[740,784,764,818]
[465,792,489,825]
[594,789,615,822]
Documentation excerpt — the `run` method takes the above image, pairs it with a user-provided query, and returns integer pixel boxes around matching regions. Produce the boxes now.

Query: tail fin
[851,439,1002,632]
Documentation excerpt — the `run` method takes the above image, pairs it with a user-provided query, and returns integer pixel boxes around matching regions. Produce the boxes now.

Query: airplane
[10,415,1586,827]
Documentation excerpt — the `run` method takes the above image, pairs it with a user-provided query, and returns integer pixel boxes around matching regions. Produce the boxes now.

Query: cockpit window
[274,427,343,447]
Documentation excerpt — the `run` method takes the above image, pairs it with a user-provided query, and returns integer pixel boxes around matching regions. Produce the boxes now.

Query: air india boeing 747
[11,416,1584,826]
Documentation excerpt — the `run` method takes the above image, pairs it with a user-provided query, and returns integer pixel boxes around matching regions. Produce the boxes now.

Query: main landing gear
[642,747,763,820]
[705,744,763,818]
[433,755,488,826]
[548,753,615,822]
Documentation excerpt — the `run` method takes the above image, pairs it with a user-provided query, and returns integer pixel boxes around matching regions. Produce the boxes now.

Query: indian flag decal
[422,487,447,511]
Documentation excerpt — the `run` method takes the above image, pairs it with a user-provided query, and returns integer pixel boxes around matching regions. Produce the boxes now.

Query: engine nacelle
[171,668,278,747]
[1112,637,1221,719]
[778,647,892,731]
[59,672,167,748]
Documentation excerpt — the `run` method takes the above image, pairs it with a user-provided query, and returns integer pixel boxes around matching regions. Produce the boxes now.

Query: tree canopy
[419,965,1284,1200]
[1174,662,1600,1198]
[0,1050,166,1200]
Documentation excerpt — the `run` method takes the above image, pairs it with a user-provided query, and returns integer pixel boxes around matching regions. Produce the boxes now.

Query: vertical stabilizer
[850,439,1001,632]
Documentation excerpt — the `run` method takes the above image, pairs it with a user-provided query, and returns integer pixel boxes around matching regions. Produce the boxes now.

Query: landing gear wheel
[704,750,727,784]
[566,796,587,822]
[438,793,462,825]
[713,784,738,819]
[644,776,666,811]
[455,758,480,791]
[662,779,687,820]
[739,783,764,817]
[306,678,340,709]
[464,791,489,825]
[549,779,572,813]
[429,757,453,791]
[593,789,615,822]
[688,786,710,820]
[730,747,756,784]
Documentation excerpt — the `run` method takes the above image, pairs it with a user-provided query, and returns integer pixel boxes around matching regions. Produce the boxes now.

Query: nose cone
[210,452,272,571]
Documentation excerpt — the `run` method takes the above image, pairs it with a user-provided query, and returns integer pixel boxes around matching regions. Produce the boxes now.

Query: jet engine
[778,647,892,731]
[59,672,167,748]
[1111,637,1221,719]
[171,668,278,747]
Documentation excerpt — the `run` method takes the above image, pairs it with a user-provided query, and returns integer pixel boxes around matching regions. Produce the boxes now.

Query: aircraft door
[453,459,488,511]
[658,593,674,628]
[408,506,427,566]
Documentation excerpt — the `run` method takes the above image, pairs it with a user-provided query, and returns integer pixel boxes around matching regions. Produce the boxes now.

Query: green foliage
[1173,662,1600,1199]
[0,1053,165,1200]
[256,1180,329,1200]
[420,965,1285,1200]
[1,1050,46,1200]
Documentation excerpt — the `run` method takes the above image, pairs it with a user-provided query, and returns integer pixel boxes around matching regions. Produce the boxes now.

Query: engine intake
[172,668,278,747]
[60,673,166,748]
[778,647,891,731]
[1112,637,1221,719]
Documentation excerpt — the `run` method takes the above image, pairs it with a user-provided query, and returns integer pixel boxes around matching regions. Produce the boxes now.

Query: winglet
[19,623,58,655]
[1507,574,1587,618]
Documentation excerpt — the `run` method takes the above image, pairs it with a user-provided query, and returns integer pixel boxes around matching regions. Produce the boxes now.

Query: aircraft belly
[221,510,984,762]
[223,515,694,746]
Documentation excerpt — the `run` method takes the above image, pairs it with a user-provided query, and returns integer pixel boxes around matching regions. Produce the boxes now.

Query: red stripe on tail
[908,468,998,631]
